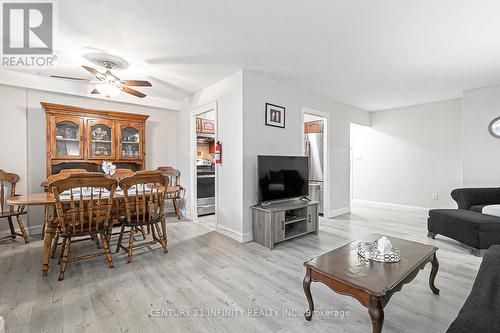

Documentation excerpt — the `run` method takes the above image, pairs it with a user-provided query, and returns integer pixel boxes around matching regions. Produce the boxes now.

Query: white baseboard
[351,199,429,213]
[326,206,351,218]
[216,224,253,243]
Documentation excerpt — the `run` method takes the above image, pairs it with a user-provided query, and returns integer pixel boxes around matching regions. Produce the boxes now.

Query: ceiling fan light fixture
[95,82,121,97]
[51,63,151,99]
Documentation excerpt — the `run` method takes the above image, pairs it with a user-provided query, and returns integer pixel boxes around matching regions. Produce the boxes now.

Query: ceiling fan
[51,62,152,98]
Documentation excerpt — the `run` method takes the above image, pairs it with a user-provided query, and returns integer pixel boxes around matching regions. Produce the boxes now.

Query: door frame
[190,102,218,225]
[301,106,330,217]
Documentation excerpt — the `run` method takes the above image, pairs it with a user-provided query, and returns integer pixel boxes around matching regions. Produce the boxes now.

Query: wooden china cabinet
[42,102,149,177]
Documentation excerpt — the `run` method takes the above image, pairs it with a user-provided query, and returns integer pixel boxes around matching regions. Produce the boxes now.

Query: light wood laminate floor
[0,206,481,333]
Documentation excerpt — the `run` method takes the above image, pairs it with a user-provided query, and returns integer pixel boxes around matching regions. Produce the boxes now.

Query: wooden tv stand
[252,199,319,249]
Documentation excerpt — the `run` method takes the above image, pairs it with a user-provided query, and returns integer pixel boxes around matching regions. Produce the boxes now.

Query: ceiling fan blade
[82,65,100,77]
[90,88,99,94]
[121,80,152,87]
[122,86,146,98]
[51,75,89,81]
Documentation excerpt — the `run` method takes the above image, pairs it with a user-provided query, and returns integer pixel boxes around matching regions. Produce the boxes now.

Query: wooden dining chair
[43,168,88,239]
[0,170,29,243]
[43,169,88,191]
[116,170,167,263]
[50,172,118,280]
[108,168,136,232]
[110,168,135,180]
[157,166,184,219]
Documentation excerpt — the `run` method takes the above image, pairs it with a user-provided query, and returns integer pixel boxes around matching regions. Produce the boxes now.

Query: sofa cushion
[429,209,500,231]
[482,205,500,217]
[447,245,500,333]
[470,205,487,213]
[428,209,500,248]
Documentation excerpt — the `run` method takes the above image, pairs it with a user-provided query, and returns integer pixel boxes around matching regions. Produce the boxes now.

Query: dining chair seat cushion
[0,210,27,218]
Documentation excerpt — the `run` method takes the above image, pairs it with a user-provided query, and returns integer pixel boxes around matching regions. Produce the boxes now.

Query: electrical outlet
[432,193,439,200]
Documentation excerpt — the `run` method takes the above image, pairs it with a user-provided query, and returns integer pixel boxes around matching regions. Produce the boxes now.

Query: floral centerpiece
[101,161,116,177]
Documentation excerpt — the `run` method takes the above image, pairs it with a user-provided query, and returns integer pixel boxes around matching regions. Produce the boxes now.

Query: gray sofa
[447,245,500,332]
[428,188,500,256]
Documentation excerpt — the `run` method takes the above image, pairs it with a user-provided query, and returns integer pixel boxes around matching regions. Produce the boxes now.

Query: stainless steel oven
[197,166,215,216]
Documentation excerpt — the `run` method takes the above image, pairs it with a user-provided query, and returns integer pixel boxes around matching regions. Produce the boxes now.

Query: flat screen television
[258,155,308,203]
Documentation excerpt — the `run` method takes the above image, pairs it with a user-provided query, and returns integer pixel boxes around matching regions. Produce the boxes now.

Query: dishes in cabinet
[94,146,110,156]
[92,127,108,141]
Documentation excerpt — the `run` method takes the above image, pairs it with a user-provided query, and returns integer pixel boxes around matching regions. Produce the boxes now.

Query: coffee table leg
[429,253,440,295]
[368,297,384,333]
[303,268,314,321]
[42,204,55,277]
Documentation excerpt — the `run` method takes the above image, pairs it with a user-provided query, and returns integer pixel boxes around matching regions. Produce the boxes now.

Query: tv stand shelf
[252,199,319,249]
[285,217,306,225]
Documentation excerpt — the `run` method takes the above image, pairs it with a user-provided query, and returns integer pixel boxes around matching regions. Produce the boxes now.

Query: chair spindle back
[119,171,166,225]
[44,169,88,191]
[0,170,20,214]
[50,173,118,235]
[157,166,181,187]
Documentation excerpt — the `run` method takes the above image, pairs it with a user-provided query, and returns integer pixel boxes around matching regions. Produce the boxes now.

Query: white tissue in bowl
[377,236,393,254]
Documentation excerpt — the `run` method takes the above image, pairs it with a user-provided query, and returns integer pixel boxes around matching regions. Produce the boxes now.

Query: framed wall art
[265,103,285,128]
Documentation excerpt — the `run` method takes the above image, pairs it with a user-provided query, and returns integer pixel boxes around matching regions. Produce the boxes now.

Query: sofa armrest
[451,188,500,210]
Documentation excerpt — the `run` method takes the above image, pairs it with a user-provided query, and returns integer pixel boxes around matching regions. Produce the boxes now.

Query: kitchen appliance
[305,132,324,214]
[196,130,216,216]
[257,155,309,203]
[308,182,321,209]
[197,165,215,216]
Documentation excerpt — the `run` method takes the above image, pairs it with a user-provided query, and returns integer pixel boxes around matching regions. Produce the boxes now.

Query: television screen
[258,155,308,202]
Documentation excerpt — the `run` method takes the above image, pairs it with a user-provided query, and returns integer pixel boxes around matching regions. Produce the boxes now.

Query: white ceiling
[6,0,500,110]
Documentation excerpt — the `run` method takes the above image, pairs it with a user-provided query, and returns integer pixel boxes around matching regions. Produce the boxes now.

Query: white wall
[463,85,500,186]
[242,70,370,239]
[0,86,28,203]
[351,99,463,209]
[178,70,369,242]
[178,71,244,238]
[0,84,178,234]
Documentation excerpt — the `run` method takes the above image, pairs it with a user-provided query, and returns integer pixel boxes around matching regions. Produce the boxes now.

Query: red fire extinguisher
[215,141,222,164]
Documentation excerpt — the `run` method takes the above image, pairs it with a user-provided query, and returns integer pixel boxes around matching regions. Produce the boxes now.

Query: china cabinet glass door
[119,122,142,159]
[87,119,115,159]
[52,116,84,159]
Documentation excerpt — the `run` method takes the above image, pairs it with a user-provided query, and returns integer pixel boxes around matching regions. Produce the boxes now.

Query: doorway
[302,108,329,217]
[191,104,217,230]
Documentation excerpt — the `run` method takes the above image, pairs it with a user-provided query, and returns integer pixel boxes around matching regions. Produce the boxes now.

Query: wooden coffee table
[303,234,439,333]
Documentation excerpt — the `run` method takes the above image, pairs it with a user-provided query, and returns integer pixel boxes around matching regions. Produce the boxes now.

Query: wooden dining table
[7,187,173,277]
[7,192,58,276]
